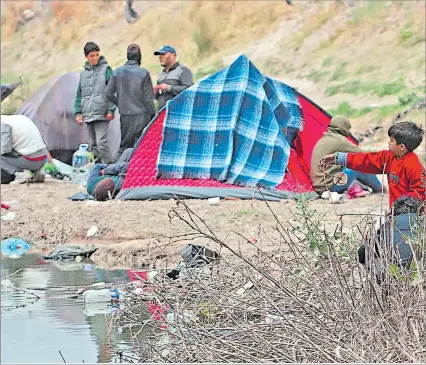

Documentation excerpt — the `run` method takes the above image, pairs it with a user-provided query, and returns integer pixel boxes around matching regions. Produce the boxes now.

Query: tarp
[157,55,303,189]
[16,72,120,161]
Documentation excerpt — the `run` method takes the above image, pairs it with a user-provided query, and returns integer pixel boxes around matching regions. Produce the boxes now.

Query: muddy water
[1,254,136,363]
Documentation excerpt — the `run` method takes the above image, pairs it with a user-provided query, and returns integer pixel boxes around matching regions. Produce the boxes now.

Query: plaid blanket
[156,55,304,189]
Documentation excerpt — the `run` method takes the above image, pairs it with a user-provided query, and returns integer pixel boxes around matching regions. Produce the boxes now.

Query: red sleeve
[346,150,390,175]
[406,165,426,201]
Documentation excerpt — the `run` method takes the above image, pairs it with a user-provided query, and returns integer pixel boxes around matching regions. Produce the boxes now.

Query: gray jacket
[156,62,193,109]
[78,56,113,123]
[105,60,155,118]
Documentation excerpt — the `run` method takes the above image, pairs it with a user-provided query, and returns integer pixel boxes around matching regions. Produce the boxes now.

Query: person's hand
[319,153,336,172]
[106,113,114,121]
[155,83,168,92]
[76,115,83,124]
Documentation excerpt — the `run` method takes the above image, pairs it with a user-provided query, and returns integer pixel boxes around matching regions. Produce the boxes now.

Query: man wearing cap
[153,45,194,110]
[105,44,155,159]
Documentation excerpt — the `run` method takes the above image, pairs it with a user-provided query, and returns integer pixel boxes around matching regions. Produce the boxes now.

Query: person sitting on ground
[310,115,383,196]
[87,148,133,201]
[1,114,48,184]
[357,195,423,282]
[320,121,425,208]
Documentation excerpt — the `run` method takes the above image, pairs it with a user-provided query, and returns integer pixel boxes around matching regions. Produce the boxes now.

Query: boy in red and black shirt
[320,121,425,209]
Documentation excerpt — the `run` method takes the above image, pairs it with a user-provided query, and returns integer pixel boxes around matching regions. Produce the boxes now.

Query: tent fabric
[16,72,120,160]
[114,55,334,201]
[117,108,317,201]
[157,55,303,189]
[1,83,20,101]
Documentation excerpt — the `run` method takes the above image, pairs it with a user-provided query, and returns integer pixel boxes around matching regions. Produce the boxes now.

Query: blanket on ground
[156,55,303,189]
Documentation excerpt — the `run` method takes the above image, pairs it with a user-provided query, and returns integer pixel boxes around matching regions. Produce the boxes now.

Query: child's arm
[337,150,389,174]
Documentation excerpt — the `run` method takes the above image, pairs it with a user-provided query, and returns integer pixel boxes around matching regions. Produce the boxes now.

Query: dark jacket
[310,116,362,194]
[105,60,155,118]
[74,56,116,122]
[156,62,193,109]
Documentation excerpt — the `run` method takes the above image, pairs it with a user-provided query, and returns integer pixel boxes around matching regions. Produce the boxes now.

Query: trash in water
[86,226,98,238]
[42,245,97,261]
[1,238,31,258]
[82,288,123,303]
[83,301,120,317]
[166,244,220,279]
[1,212,16,221]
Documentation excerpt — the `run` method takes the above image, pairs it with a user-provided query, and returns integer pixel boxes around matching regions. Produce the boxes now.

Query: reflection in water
[1,254,133,363]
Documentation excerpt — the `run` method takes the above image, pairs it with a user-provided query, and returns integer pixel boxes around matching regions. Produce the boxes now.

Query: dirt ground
[1,177,388,270]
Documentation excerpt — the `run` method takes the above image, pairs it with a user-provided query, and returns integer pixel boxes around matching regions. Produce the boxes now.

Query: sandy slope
[1,178,388,269]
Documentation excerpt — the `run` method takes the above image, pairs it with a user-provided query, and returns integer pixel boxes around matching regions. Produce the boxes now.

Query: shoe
[28,169,45,183]
[347,183,370,199]
[10,170,32,185]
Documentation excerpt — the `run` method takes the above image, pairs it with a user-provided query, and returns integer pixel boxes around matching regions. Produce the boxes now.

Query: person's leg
[352,171,382,193]
[1,169,15,184]
[331,168,382,193]
[86,122,99,160]
[94,121,113,164]
[1,155,45,183]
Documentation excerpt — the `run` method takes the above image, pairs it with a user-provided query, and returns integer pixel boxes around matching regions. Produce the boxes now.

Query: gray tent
[16,72,120,164]
[1,83,20,101]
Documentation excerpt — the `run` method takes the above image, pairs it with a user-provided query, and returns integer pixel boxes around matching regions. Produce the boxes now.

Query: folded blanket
[157,55,303,189]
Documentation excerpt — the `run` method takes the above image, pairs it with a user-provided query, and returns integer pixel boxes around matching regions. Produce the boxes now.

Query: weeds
[114,197,426,363]
[326,80,406,97]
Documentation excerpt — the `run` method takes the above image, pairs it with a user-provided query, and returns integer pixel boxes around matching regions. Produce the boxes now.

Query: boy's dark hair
[84,42,100,57]
[94,178,116,201]
[127,44,141,64]
[388,121,424,152]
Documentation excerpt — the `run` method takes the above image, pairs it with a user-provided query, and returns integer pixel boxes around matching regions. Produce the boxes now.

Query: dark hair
[84,42,100,57]
[94,178,116,201]
[127,50,141,64]
[388,121,424,152]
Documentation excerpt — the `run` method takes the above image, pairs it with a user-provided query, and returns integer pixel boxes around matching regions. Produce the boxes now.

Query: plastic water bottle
[72,144,91,185]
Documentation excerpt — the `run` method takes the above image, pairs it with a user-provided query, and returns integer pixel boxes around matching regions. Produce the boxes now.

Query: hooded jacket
[74,56,116,123]
[310,115,362,193]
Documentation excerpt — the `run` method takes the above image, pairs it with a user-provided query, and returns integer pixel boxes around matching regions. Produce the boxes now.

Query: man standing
[153,45,194,110]
[105,44,155,158]
[74,41,116,163]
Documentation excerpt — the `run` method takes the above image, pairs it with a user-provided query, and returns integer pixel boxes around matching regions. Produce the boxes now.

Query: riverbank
[1,178,388,269]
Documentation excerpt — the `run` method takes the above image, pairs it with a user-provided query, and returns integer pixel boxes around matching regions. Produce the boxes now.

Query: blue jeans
[331,168,382,193]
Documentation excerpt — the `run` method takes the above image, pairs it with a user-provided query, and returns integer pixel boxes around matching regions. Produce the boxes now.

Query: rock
[87,226,98,238]
[22,9,36,21]
[52,206,60,214]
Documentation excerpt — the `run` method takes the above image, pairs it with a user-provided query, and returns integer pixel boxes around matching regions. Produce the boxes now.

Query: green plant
[330,62,347,82]
[306,69,327,82]
[399,93,421,106]
[329,102,373,118]
[194,60,224,81]
[399,29,413,43]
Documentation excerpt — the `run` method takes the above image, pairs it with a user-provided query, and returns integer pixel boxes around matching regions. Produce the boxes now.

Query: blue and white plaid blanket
[156,55,303,189]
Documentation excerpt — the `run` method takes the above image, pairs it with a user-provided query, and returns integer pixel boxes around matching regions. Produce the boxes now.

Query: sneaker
[28,169,45,183]
[347,183,370,199]
[10,170,32,185]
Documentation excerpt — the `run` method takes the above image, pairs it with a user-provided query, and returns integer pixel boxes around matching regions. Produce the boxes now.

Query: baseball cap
[154,45,176,56]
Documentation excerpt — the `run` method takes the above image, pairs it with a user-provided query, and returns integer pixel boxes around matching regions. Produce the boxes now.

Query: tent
[16,72,121,164]
[1,83,20,101]
[117,55,333,201]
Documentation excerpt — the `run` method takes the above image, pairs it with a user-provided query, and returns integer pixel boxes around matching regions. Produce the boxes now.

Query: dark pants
[87,121,113,164]
[118,114,150,155]
[1,151,47,184]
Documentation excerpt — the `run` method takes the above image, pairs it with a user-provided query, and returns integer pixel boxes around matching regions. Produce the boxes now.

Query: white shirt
[1,114,47,156]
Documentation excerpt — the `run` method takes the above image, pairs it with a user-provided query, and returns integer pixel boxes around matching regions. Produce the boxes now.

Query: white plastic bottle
[72,144,91,185]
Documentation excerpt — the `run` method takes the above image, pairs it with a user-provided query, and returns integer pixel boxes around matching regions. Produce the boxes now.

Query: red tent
[117,91,332,201]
